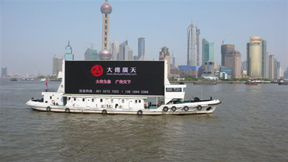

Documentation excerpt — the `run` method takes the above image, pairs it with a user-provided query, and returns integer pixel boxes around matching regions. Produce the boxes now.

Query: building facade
[1,66,7,78]
[225,50,242,78]
[64,41,74,60]
[221,44,235,66]
[203,61,215,76]
[220,66,232,79]
[118,40,132,61]
[84,48,99,60]
[110,41,119,60]
[247,37,262,78]
[52,55,63,76]
[262,40,267,78]
[138,37,145,60]
[269,55,275,80]
[159,46,171,78]
[187,22,200,66]
[178,65,200,77]
[202,38,214,65]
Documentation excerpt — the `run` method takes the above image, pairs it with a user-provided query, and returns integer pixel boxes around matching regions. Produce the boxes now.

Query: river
[0,79,287,162]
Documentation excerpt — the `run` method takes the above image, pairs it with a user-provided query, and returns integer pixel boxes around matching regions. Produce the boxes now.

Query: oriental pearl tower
[99,0,112,60]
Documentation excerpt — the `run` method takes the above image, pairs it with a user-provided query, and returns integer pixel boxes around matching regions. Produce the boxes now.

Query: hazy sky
[1,0,287,76]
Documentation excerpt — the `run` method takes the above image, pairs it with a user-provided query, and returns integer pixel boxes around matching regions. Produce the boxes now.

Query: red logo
[91,65,103,77]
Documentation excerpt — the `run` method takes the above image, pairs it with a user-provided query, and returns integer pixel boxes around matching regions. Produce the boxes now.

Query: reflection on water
[0,80,288,161]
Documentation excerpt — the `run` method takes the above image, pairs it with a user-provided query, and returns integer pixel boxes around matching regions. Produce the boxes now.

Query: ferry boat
[26,60,221,115]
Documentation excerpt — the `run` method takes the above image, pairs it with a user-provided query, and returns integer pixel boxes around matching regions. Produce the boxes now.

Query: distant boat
[39,78,46,81]
[193,81,217,85]
[10,78,17,81]
[245,81,258,85]
[278,79,288,85]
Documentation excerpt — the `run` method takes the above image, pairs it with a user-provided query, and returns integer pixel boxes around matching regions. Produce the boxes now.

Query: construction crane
[87,42,95,49]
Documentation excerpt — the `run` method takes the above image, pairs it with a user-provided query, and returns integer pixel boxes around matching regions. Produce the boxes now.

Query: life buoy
[171,106,177,112]
[163,107,168,112]
[102,110,107,114]
[137,110,143,115]
[65,108,70,113]
[197,105,202,111]
[183,106,189,111]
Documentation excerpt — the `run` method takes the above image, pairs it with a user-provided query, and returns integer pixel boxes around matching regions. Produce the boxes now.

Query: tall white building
[187,22,199,66]
[118,40,132,61]
[110,41,119,60]
[247,37,262,78]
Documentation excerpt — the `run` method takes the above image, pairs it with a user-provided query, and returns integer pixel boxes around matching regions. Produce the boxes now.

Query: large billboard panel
[65,61,165,96]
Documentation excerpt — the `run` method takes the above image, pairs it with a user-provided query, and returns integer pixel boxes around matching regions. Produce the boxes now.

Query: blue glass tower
[64,41,74,60]
[202,38,214,65]
[138,37,145,60]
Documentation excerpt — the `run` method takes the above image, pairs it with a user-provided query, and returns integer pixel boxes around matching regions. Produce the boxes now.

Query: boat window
[92,99,94,102]
[183,88,186,92]
[135,100,137,103]
[166,88,182,92]
[100,99,103,102]
[122,99,124,103]
[139,100,141,103]
[50,96,52,99]
[74,98,76,101]
[82,98,85,102]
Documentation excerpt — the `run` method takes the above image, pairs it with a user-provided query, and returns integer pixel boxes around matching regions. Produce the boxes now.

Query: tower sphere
[101,3,112,14]
[99,49,112,60]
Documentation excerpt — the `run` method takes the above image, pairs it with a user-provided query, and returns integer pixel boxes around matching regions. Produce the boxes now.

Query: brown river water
[0,80,287,162]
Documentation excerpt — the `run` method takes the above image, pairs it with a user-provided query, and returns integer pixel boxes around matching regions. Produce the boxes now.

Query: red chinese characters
[96,79,111,84]
[115,80,131,84]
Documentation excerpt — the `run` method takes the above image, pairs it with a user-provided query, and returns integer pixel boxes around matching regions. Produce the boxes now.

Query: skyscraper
[138,37,145,60]
[247,37,262,78]
[118,40,133,61]
[221,44,235,66]
[159,46,171,78]
[196,29,200,66]
[99,0,112,60]
[1,66,7,78]
[269,55,275,80]
[202,38,214,65]
[84,48,99,60]
[187,22,199,66]
[52,55,63,76]
[262,40,267,78]
[64,41,74,60]
[110,41,119,60]
[225,50,242,78]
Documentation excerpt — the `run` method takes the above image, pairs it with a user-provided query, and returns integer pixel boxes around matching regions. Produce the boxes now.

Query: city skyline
[1,0,287,75]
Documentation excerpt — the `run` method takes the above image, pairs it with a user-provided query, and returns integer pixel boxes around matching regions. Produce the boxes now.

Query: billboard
[65,61,165,96]
[250,37,262,43]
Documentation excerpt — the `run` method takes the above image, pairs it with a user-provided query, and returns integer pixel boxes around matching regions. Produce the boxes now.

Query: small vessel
[245,80,258,85]
[27,61,221,115]
[10,78,17,81]
[193,81,217,85]
[278,79,288,85]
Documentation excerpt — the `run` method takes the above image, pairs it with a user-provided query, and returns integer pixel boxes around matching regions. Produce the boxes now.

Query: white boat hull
[26,99,220,115]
